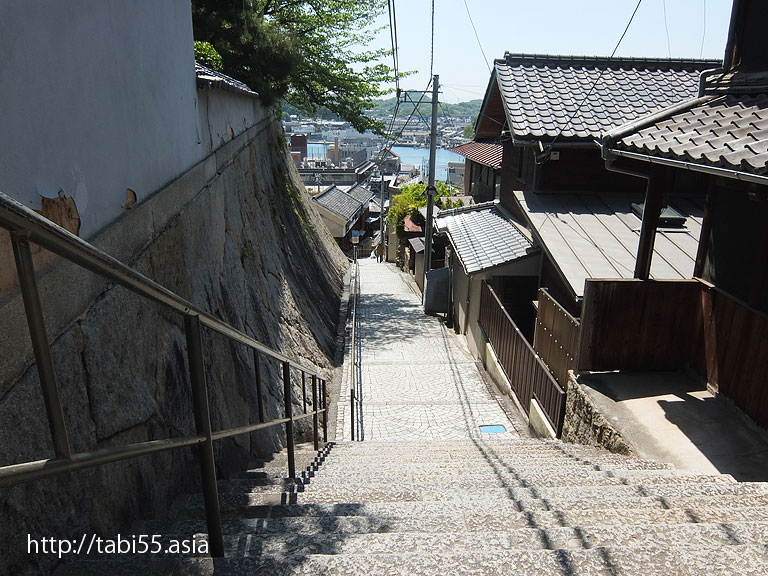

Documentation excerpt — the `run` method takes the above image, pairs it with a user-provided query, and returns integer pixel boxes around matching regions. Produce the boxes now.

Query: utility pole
[422,74,439,300]
[379,169,385,260]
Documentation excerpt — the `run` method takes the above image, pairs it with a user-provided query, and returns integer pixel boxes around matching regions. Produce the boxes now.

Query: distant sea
[306,143,463,182]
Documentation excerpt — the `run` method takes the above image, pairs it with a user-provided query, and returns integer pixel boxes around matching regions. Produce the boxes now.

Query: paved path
[336,258,518,442]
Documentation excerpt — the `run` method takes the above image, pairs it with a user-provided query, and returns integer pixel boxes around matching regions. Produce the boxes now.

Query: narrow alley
[337,257,519,442]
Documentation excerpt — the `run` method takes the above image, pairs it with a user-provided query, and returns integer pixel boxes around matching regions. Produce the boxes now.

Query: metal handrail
[0,190,330,557]
[349,252,359,440]
[0,192,314,372]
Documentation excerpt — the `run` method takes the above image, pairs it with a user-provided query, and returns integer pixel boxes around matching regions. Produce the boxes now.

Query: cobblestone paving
[337,259,518,442]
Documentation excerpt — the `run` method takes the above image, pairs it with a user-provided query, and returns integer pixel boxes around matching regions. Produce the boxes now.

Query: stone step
[196,499,768,526]
[169,484,768,519]
[210,476,766,507]
[52,542,768,575]
[313,451,676,471]
[218,472,734,498]
[291,467,735,489]
[278,456,679,480]
[96,520,768,559]
[204,519,768,556]
[146,503,768,540]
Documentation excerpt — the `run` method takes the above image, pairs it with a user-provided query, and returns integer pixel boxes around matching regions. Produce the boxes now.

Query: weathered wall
[0,1,202,240]
[561,372,634,456]
[197,88,262,156]
[0,115,347,576]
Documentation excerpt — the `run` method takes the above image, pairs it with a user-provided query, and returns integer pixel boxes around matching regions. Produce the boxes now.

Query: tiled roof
[605,93,768,175]
[313,186,363,221]
[195,63,257,97]
[515,191,704,298]
[408,237,425,253]
[435,201,536,274]
[451,140,503,169]
[347,183,375,205]
[495,53,718,141]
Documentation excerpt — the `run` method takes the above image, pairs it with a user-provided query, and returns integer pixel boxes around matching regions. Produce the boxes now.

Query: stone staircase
[55,438,768,575]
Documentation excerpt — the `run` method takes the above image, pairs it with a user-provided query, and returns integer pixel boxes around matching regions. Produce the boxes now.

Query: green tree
[191,0,397,133]
[387,181,458,235]
[462,124,475,139]
[194,41,223,71]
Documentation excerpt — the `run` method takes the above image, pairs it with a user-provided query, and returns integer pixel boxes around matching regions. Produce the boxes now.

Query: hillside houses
[443,52,736,435]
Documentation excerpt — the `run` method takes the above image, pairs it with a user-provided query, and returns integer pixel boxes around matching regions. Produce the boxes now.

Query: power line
[388,0,400,92]
[545,0,643,154]
[700,0,707,58]
[462,0,491,73]
[662,0,671,58]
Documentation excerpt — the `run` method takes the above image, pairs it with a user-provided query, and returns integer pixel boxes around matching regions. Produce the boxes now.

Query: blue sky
[367,0,734,103]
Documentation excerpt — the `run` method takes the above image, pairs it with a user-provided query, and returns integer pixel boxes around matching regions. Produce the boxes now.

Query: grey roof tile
[494,54,717,141]
[610,93,768,175]
[313,186,363,220]
[435,202,536,274]
[195,62,257,97]
[346,183,374,205]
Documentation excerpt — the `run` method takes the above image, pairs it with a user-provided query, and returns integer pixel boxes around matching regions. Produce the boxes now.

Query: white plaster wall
[197,89,263,155]
[0,1,202,239]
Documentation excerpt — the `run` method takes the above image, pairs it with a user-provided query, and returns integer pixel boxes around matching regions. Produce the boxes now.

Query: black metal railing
[349,252,362,440]
[0,191,329,557]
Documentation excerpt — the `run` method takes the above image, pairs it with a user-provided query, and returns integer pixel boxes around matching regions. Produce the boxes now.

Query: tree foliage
[191,0,397,133]
[194,41,223,71]
[386,181,462,235]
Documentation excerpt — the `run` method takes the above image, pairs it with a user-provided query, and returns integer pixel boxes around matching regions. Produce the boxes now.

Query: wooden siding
[704,285,768,427]
[534,288,580,387]
[578,279,705,371]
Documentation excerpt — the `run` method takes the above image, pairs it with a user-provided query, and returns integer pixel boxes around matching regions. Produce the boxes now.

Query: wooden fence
[578,278,768,431]
[479,281,565,435]
[578,279,705,372]
[703,284,768,428]
[533,288,580,387]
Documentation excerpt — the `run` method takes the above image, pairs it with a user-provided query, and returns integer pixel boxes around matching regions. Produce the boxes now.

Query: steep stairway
[55,437,768,575]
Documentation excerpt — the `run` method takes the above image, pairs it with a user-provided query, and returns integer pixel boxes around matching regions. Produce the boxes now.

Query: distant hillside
[282,98,482,122]
[370,97,481,119]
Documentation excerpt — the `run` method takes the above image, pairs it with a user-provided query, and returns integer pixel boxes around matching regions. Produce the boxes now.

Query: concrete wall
[0,1,202,240]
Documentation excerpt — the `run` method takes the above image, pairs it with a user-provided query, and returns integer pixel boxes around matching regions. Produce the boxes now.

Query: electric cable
[700,0,707,58]
[662,0,672,58]
[544,0,643,157]
[462,0,491,73]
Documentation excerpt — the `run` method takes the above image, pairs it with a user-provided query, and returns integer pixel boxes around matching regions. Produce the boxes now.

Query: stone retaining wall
[0,114,346,576]
[561,371,634,456]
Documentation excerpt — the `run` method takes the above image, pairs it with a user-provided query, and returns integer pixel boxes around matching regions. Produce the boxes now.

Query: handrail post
[321,379,328,442]
[253,350,265,423]
[184,314,224,558]
[302,372,307,414]
[312,375,319,451]
[283,361,295,479]
[11,232,72,459]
